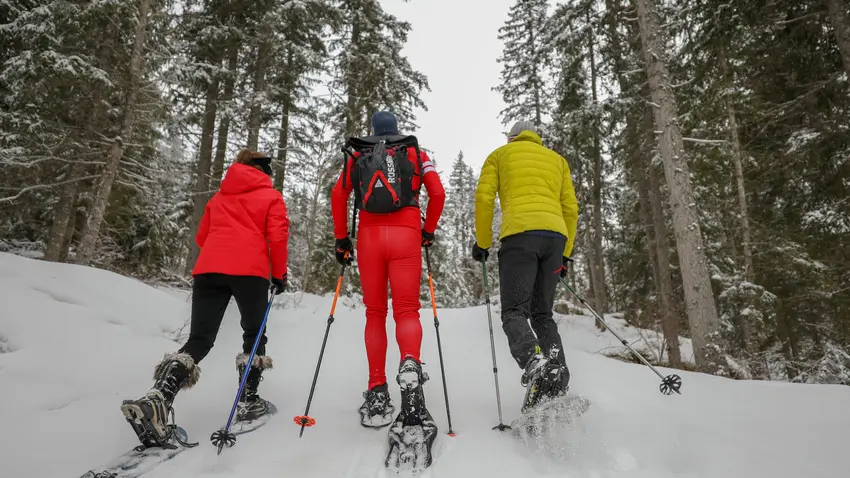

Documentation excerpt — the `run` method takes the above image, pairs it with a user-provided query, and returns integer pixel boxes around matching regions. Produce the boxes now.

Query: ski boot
[359,382,395,428]
[385,356,438,471]
[235,353,274,422]
[120,352,200,448]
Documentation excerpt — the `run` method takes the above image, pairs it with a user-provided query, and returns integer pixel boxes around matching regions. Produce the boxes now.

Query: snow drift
[1,251,848,478]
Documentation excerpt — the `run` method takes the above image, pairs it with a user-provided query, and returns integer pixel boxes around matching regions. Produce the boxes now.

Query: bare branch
[0,175,99,203]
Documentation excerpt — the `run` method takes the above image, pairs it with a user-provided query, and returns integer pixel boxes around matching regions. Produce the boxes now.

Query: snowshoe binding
[360,382,395,428]
[233,353,277,434]
[385,356,438,473]
[120,352,200,450]
[521,346,569,413]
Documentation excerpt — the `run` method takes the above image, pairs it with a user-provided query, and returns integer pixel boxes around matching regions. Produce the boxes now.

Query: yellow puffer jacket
[474,130,579,257]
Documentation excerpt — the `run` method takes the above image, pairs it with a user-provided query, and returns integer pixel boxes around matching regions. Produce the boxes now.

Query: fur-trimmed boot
[121,352,200,447]
[235,352,273,422]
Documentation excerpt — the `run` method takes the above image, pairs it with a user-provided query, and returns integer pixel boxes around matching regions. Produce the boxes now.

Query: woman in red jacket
[120,149,290,447]
[332,111,445,429]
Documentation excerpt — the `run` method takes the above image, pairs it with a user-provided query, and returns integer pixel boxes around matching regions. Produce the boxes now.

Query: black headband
[252,156,272,176]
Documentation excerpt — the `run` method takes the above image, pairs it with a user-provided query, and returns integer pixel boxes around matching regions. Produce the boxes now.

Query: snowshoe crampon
[77,426,195,478]
[385,410,438,473]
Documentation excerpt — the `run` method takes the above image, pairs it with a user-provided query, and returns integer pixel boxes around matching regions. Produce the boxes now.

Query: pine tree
[545,0,609,317]
[330,0,428,138]
[494,0,551,129]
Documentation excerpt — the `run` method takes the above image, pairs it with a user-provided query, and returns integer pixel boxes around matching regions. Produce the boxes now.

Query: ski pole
[482,260,510,431]
[294,258,349,437]
[557,277,682,395]
[210,284,278,455]
[424,246,455,437]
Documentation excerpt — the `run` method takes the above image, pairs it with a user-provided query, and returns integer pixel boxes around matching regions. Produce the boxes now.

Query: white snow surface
[1,251,849,478]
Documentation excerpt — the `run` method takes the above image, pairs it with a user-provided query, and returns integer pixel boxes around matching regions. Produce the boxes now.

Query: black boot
[395,356,432,426]
[359,382,395,428]
[235,353,273,422]
[121,352,200,447]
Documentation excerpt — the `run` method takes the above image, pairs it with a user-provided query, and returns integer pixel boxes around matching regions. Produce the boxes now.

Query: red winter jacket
[192,163,289,280]
[331,147,446,239]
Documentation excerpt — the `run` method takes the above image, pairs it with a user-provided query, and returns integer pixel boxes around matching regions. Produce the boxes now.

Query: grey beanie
[507,120,537,140]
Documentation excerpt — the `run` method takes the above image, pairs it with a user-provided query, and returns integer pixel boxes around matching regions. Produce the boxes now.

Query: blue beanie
[371,111,399,136]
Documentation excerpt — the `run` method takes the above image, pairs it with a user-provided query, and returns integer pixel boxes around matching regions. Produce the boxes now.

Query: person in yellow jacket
[472,120,579,407]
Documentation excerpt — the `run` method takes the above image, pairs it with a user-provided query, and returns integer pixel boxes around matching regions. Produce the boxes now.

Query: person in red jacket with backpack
[332,111,445,431]
[120,149,289,448]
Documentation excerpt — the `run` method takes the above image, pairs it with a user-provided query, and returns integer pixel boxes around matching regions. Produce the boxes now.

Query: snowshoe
[385,357,438,473]
[359,382,395,428]
[77,426,196,478]
[521,347,569,413]
[234,353,274,422]
[120,352,199,449]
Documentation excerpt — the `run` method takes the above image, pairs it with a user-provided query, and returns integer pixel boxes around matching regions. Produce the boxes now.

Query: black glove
[556,257,573,279]
[335,237,354,265]
[271,274,286,295]
[471,243,489,263]
[421,229,435,248]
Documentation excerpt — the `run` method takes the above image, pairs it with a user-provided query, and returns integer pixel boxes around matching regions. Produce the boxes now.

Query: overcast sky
[380,0,519,178]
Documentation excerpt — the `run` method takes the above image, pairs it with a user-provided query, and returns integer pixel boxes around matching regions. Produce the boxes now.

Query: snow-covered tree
[494,0,551,129]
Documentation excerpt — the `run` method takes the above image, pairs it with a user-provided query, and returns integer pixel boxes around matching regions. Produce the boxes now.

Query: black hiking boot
[396,356,431,425]
[360,382,395,428]
[120,352,200,447]
[235,353,273,422]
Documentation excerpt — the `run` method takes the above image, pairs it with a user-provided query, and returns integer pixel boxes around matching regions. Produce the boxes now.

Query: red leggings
[357,225,422,390]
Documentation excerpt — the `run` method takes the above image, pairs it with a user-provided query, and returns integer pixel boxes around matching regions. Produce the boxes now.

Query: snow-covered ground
[1,251,848,478]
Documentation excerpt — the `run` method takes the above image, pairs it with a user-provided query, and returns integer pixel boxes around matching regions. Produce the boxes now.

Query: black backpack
[342,134,423,214]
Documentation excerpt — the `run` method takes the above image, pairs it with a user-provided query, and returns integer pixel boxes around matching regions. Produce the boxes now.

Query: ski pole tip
[294,415,316,427]
[447,431,456,437]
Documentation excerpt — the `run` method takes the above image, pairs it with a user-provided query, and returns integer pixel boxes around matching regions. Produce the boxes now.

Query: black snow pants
[178,273,270,364]
[497,232,567,370]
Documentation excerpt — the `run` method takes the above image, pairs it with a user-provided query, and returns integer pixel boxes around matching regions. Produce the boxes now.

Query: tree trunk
[528,18,542,127]
[587,9,608,316]
[635,0,721,371]
[247,33,270,151]
[75,0,153,266]
[825,0,850,78]
[646,162,682,366]
[273,101,291,191]
[58,205,79,263]
[605,0,679,363]
[44,162,85,261]
[273,50,295,191]
[719,46,754,283]
[345,18,362,137]
[211,47,239,187]
[184,75,221,275]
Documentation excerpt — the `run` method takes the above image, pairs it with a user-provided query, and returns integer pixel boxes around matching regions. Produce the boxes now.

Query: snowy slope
[1,251,849,478]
